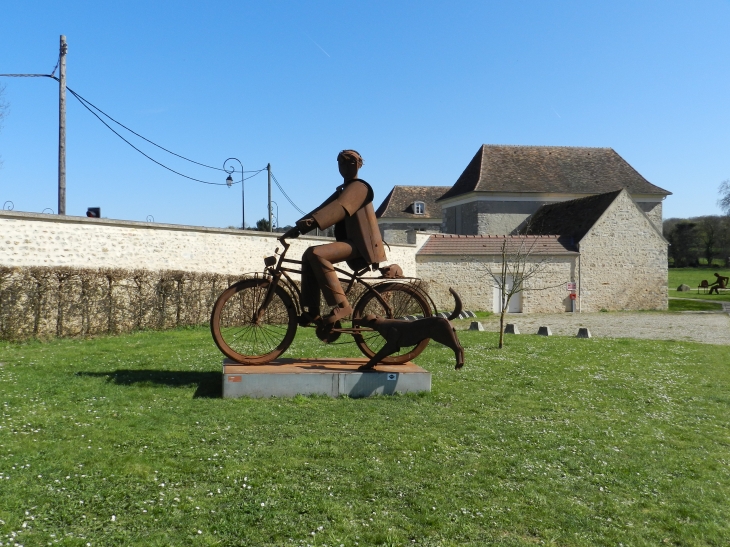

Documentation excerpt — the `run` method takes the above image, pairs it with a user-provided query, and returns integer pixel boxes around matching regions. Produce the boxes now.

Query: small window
[413,201,425,215]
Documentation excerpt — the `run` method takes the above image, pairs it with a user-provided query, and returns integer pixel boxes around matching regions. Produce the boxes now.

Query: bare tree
[483,236,567,349]
[719,179,730,216]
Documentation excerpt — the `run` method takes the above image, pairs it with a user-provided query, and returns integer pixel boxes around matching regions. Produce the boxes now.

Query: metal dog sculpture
[357,288,465,370]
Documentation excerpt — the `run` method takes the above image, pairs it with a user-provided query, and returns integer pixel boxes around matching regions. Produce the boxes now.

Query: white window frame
[413,201,426,215]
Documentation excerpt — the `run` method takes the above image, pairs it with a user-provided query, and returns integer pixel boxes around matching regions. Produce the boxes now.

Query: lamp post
[270,200,279,230]
[223,157,244,229]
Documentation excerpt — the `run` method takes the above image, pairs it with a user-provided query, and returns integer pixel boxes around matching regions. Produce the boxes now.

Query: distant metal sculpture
[708,272,729,295]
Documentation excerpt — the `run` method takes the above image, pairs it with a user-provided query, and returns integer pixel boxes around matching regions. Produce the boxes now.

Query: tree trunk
[499,306,506,349]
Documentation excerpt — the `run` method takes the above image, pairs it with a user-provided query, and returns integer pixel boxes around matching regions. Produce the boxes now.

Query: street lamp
[270,200,279,230]
[223,158,244,229]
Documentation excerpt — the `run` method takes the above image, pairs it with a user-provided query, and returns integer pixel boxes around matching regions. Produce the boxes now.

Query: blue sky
[1,1,728,228]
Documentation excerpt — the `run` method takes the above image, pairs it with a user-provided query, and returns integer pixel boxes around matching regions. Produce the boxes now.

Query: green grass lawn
[667,299,724,312]
[2,328,730,546]
[668,267,730,302]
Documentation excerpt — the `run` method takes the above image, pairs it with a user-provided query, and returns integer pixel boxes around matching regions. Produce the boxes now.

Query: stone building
[437,145,671,235]
[417,189,668,313]
[375,185,451,244]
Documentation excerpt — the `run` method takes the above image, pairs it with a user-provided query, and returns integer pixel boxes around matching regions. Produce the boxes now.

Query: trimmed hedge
[0,266,245,341]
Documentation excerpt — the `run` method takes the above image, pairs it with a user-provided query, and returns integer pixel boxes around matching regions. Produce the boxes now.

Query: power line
[269,171,306,216]
[1,72,292,201]
[65,86,237,186]
[0,73,262,180]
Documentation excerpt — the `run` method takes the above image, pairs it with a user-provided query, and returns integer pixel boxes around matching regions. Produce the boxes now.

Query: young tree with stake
[483,236,567,349]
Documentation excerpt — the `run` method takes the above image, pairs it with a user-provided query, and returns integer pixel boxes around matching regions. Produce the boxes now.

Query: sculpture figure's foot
[298,311,321,327]
[358,363,375,371]
[323,302,352,325]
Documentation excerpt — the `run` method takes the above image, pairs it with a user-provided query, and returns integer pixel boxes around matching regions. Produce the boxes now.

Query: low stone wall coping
[0,210,415,248]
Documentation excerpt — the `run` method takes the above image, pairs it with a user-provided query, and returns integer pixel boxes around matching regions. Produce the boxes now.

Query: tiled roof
[521,190,622,240]
[417,234,579,256]
[375,186,452,219]
[438,145,671,201]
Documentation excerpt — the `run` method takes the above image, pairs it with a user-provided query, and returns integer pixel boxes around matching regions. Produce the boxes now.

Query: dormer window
[413,201,425,215]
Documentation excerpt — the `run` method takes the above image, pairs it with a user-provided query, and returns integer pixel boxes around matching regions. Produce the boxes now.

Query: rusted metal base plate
[222,358,431,399]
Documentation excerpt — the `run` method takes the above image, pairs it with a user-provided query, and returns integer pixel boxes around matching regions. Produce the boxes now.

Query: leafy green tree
[255,218,271,231]
[699,217,720,267]
[667,222,698,267]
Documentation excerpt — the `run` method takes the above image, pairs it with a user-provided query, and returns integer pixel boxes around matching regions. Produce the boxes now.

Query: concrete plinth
[222,358,431,399]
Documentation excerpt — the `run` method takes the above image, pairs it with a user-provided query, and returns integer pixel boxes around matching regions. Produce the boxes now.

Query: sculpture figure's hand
[296,217,316,233]
[281,226,301,240]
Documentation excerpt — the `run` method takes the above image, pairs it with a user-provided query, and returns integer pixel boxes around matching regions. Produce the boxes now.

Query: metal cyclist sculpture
[210,150,464,370]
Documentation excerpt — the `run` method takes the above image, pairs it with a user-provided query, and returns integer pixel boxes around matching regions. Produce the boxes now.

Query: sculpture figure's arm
[295,181,370,236]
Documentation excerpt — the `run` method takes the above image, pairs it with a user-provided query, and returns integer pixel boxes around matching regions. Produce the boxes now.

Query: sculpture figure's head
[337,149,363,180]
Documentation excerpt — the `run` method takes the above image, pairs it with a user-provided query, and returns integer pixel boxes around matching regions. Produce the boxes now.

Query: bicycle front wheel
[352,282,432,364]
[210,278,298,364]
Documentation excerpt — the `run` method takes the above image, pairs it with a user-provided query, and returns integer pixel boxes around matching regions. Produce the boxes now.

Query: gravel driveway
[457,311,730,345]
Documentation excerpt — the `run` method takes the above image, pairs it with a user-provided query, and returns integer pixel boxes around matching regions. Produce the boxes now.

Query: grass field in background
[2,327,730,546]
[667,299,724,312]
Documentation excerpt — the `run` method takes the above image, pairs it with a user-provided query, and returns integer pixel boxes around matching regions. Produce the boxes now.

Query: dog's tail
[446,288,463,321]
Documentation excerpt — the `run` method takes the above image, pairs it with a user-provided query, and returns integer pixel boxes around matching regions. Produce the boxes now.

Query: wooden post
[58,35,67,215]
[267,163,272,231]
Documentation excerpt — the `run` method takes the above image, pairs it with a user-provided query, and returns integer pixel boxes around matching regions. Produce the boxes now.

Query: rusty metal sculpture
[708,272,729,295]
[281,150,386,334]
[210,150,464,369]
[356,311,464,370]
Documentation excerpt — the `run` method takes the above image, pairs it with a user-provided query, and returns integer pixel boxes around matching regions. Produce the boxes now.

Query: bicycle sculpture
[210,236,464,369]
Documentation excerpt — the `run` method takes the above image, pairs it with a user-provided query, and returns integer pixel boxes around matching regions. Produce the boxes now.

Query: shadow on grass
[77,370,222,398]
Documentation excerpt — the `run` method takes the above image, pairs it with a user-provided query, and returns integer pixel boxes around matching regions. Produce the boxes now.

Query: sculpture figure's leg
[304,241,360,324]
[300,248,321,319]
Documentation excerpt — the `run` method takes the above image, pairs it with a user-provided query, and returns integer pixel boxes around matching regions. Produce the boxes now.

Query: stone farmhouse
[375,185,451,244]
[372,144,670,313]
[417,189,668,313]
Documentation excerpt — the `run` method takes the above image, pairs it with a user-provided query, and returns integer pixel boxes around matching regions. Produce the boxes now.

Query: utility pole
[267,163,272,232]
[58,35,67,215]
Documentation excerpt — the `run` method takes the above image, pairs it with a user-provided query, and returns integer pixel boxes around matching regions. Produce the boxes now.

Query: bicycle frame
[253,237,436,329]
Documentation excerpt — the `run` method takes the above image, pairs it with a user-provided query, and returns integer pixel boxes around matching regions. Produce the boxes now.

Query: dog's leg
[431,324,465,369]
[359,338,400,370]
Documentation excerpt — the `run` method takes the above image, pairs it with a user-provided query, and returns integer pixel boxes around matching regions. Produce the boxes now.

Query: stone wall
[441,202,479,235]
[416,253,576,313]
[378,221,442,245]
[636,201,663,231]
[0,211,417,278]
[578,192,668,311]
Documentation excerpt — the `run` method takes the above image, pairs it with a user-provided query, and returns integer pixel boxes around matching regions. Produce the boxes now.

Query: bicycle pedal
[316,321,342,343]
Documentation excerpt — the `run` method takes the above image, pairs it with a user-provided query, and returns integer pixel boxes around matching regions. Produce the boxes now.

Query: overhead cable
[269,171,306,215]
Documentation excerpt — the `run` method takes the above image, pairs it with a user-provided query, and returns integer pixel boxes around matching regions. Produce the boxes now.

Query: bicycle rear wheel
[210,278,298,364]
[352,282,432,364]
